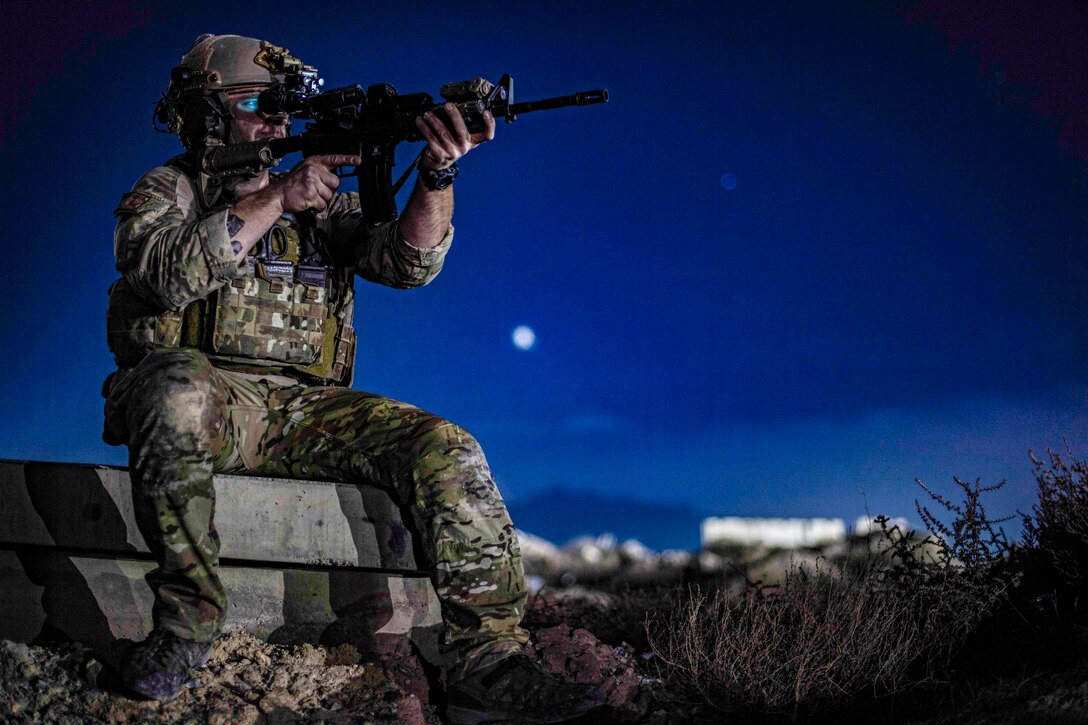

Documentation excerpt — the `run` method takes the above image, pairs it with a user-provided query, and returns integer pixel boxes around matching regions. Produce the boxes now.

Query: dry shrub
[648,560,925,718]
[877,476,1021,673]
[1023,448,1088,592]
[650,477,1022,718]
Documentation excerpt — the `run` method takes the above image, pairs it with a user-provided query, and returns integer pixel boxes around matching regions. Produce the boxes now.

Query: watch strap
[419,163,460,190]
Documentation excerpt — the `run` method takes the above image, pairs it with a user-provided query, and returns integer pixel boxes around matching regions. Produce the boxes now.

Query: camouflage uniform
[103,162,529,682]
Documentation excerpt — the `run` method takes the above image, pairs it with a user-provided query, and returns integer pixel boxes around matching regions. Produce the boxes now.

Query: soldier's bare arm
[227,154,361,263]
[398,104,495,249]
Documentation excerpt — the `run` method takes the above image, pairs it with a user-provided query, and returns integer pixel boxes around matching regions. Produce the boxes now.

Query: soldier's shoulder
[116,164,194,216]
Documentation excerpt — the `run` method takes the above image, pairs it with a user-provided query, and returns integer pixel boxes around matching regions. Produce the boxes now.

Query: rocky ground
[0,614,672,723]
[1,632,427,724]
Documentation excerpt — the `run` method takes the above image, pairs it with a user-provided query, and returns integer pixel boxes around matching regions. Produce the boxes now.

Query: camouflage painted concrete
[103,347,529,681]
[0,459,445,664]
[0,549,444,664]
[0,460,421,568]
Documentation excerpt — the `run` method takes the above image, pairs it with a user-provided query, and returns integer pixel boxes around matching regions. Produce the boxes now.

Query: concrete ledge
[0,549,444,663]
[0,460,445,662]
[0,460,420,570]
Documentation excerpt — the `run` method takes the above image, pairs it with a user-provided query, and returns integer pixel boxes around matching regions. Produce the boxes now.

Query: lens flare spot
[720,173,737,190]
[512,325,536,351]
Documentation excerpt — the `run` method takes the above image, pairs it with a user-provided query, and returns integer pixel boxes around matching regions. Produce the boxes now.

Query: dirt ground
[0,622,661,724]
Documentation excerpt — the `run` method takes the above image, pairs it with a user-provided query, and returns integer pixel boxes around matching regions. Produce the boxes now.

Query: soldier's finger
[442,102,472,143]
[414,119,455,167]
[480,110,496,142]
[414,116,443,148]
[315,167,341,189]
[422,109,456,146]
[311,154,362,169]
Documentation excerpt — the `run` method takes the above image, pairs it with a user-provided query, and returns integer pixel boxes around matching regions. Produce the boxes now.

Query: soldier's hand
[271,154,361,213]
[415,103,495,171]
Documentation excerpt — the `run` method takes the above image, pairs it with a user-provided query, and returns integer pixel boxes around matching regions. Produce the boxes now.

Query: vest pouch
[208,274,328,366]
[296,315,356,384]
[106,279,185,367]
[331,324,356,382]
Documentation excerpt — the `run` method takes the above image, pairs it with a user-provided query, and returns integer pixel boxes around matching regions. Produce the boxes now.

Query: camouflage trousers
[103,347,528,680]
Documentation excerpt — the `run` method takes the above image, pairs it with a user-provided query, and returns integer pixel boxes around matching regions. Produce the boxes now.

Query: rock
[530,624,647,719]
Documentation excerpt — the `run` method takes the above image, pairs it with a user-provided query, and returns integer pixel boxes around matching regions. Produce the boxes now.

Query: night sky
[2,1,1085,549]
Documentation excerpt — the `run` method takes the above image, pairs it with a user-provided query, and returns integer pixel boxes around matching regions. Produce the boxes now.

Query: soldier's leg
[104,347,255,641]
[251,386,529,683]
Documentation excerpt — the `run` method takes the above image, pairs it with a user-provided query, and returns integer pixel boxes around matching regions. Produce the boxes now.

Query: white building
[701,516,847,549]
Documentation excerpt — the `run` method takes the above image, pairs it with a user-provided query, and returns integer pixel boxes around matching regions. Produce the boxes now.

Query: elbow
[396,262,444,289]
[124,269,199,312]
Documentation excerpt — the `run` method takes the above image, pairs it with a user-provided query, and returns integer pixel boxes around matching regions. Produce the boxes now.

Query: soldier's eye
[236,97,260,113]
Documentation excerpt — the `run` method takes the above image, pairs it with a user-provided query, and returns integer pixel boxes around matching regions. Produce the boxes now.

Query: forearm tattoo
[227,213,246,237]
[227,212,245,256]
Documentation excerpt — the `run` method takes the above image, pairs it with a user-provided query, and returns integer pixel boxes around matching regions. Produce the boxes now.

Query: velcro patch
[115,191,152,214]
[260,260,296,280]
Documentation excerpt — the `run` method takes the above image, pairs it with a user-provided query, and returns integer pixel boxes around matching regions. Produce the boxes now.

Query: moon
[512,325,536,351]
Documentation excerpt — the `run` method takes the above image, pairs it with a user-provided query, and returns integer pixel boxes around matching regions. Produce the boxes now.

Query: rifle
[196,74,608,222]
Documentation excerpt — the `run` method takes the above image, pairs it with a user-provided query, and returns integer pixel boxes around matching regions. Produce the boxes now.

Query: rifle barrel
[507,89,608,116]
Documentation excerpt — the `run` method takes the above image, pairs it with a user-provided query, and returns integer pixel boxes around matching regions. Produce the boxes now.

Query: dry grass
[648,474,1029,719]
[648,561,926,718]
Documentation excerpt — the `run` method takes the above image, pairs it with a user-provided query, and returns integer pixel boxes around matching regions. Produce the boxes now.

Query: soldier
[102,35,602,723]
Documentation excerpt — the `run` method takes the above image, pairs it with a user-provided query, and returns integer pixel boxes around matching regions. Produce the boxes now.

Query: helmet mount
[153,35,319,149]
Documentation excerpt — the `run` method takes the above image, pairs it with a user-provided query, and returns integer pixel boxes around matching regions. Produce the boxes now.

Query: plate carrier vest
[106,159,357,386]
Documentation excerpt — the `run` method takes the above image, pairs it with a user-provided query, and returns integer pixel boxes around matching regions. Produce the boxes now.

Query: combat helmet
[154,34,318,148]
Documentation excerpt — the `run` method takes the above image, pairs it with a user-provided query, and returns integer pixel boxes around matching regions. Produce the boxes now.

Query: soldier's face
[226,88,288,144]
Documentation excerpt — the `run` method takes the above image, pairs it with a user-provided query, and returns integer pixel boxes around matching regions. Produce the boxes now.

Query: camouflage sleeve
[113,166,243,310]
[321,192,453,289]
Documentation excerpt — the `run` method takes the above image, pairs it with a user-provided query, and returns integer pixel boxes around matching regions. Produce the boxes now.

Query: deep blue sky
[1,1,1085,547]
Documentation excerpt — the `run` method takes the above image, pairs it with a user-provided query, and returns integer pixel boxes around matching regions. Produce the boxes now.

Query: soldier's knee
[411,419,504,504]
[124,348,222,438]
[416,418,483,460]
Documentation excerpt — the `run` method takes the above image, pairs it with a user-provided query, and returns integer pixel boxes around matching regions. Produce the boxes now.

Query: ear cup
[177,94,231,148]
[152,96,180,134]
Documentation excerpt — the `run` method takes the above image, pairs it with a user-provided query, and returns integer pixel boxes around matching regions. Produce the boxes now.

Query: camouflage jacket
[106,163,452,386]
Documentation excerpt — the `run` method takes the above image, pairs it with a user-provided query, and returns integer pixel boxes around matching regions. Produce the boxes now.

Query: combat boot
[120,628,214,701]
[445,653,606,724]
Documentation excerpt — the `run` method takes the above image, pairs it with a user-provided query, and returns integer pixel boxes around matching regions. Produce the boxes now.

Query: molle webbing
[174,216,355,385]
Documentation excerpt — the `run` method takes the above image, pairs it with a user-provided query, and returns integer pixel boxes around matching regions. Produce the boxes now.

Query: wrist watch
[419,163,460,190]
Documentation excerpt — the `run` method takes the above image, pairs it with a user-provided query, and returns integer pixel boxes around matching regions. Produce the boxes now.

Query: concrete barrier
[0,460,445,666]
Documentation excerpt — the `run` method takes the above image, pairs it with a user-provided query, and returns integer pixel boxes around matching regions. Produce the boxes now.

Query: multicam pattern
[105,162,520,680]
[103,347,529,675]
[209,273,327,365]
